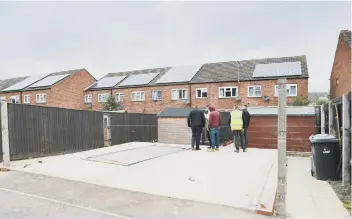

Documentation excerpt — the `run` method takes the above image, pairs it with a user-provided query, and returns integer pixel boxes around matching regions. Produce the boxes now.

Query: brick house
[330,30,351,100]
[0,69,96,110]
[85,55,309,113]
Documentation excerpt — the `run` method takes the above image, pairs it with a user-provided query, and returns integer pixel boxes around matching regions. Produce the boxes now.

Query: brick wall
[6,70,96,110]
[158,117,191,145]
[85,78,308,113]
[330,35,352,99]
[191,78,308,109]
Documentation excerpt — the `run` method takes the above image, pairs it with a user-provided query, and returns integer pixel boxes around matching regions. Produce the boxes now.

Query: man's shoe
[215,148,219,151]
[208,149,214,152]
[191,147,195,150]
[235,149,240,153]
[243,149,247,152]
[207,146,211,149]
[196,148,201,151]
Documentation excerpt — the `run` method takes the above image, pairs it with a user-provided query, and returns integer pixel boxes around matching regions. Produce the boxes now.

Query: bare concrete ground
[0,171,270,219]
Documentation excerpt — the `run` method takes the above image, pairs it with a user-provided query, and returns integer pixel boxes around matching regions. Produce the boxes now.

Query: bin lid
[309,134,339,143]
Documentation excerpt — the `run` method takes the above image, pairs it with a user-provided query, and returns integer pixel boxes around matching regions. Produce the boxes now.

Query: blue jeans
[233,130,245,150]
[210,128,220,149]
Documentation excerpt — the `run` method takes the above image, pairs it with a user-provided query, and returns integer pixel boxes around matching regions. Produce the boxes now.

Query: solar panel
[2,74,48,91]
[117,73,159,87]
[252,62,302,77]
[156,64,203,84]
[94,76,126,88]
[29,74,70,88]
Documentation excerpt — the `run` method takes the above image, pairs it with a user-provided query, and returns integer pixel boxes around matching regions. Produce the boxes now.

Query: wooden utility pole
[276,78,287,217]
[342,94,351,185]
[321,104,325,134]
[1,102,10,167]
[328,101,333,135]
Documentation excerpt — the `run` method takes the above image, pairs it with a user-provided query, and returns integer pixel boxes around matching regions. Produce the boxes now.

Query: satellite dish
[263,96,270,102]
[235,96,241,101]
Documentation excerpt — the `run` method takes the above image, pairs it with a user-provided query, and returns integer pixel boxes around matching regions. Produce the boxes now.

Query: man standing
[208,106,221,151]
[187,107,205,150]
[228,105,245,153]
[242,105,251,150]
[204,109,212,148]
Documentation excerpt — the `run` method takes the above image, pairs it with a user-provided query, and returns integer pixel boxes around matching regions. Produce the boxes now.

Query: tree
[315,99,328,106]
[102,95,124,111]
[289,97,310,106]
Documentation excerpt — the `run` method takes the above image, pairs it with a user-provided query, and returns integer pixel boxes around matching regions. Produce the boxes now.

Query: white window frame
[98,93,109,103]
[10,95,20,104]
[218,86,238,98]
[248,85,262,98]
[152,90,162,101]
[36,93,47,103]
[275,84,297,97]
[115,93,124,102]
[23,95,30,104]
[131,91,145,102]
[84,94,92,103]
[196,88,208,99]
[0,96,6,102]
[171,89,187,100]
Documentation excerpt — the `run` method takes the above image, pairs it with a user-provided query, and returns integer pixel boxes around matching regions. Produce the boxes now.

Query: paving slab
[8,142,278,212]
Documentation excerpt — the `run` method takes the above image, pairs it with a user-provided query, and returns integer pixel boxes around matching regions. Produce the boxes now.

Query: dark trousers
[206,129,212,146]
[233,130,245,150]
[191,126,203,149]
[243,128,248,149]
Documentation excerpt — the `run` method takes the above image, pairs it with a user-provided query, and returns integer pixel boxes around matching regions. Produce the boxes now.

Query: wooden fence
[2,104,104,161]
[108,112,157,145]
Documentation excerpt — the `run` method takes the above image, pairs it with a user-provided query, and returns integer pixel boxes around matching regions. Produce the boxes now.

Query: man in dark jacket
[187,107,205,150]
[242,105,251,150]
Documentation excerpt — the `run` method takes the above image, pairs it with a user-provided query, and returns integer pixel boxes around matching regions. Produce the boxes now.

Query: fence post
[321,104,325,134]
[342,94,351,185]
[328,101,333,135]
[103,114,112,146]
[276,78,287,217]
[1,102,10,167]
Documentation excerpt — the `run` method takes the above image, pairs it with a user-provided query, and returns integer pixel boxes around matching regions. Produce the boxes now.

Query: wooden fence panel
[7,104,104,160]
[0,109,2,162]
[110,113,157,145]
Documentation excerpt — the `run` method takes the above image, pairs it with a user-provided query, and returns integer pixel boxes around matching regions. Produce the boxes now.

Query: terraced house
[85,55,309,113]
[0,69,96,110]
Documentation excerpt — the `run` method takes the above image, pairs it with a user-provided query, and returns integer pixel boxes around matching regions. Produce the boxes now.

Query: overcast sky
[0,1,350,92]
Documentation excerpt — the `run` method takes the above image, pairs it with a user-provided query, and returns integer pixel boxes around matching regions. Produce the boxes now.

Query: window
[219,87,238,98]
[115,93,124,102]
[98,93,109,102]
[171,89,187,100]
[36,93,47,103]
[275,84,297,97]
[196,88,208,98]
[24,95,30,104]
[131,91,145,101]
[9,95,20,104]
[84,94,92,103]
[248,86,262,97]
[0,96,6,102]
[152,90,162,101]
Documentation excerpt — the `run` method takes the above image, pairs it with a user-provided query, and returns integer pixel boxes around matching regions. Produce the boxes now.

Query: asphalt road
[0,171,270,219]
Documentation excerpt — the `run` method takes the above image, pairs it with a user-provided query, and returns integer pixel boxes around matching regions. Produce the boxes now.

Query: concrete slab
[85,145,186,166]
[286,156,350,219]
[0,171,271,219]
[8,142,278,212]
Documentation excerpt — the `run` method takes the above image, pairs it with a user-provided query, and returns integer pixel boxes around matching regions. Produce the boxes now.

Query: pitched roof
[0,76,29,91]
[87,55,308,90]
[308,92,328,102]
[340,30,351,47]
[190,55,308,84]
[0,69,86,92]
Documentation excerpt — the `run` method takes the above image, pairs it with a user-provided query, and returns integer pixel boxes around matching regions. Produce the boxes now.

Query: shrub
[289,97,310,106]
[102,95,124,111]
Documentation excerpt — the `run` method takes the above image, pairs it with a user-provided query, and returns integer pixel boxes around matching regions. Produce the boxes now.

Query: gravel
[328,180,351,214]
